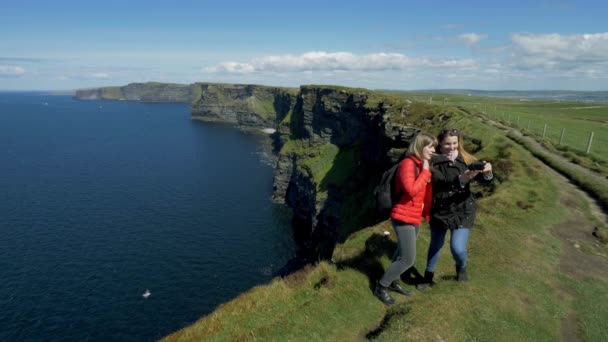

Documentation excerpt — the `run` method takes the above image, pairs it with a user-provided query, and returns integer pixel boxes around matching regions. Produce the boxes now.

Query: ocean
[0,93,295,341]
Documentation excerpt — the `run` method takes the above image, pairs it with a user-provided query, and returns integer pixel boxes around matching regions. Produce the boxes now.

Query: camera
[468,161,486,171]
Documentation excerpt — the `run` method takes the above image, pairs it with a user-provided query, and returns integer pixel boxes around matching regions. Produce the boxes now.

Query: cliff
[71,82,605,340]
[190,82,298,127]
[73,81,455,260]
[271,85,453,260]
[165,87,560,341]
[74,82,196,102]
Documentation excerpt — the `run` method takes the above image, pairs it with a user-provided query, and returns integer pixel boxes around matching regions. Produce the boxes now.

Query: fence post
[559,128,565,145]
[586,132,594,154]
[527,120,531,130]
[517,116,520,126]
[542,123,547,138]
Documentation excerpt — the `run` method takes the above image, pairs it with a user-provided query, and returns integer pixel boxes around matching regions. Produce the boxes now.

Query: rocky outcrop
[74,82,196,102]
[190,83,297,128]
[74,88,102,100]
[272,86,451,261]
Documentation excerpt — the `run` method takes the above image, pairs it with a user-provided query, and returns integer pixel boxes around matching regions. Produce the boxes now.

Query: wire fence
[403,96,607,162]
[488,111,603,156]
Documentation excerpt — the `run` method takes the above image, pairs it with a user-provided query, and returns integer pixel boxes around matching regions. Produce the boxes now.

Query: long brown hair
[407,132,438,161]
[437,128,477,165]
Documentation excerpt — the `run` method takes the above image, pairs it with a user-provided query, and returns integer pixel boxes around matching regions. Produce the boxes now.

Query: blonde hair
[437,128,477,164]
[407,132,438,160]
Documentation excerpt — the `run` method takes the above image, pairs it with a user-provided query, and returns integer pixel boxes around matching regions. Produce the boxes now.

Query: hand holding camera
[463,160,492,182]
[468,161,487,171]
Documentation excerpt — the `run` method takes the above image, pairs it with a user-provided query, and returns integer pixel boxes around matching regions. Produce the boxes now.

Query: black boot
[456,266,468,282]
[374,282,395,305]
[416,271,435,291]
[388,280,413,296]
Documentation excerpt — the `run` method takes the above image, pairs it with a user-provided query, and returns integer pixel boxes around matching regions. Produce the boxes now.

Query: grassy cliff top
[80,82,603,340]
[163,99,608,341]
[300,84,370,93]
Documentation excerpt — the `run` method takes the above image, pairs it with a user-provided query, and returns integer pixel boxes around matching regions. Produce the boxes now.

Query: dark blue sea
[0,93,295,341]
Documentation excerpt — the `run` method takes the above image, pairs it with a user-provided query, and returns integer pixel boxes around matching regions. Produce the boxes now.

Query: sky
[1,0,607,91]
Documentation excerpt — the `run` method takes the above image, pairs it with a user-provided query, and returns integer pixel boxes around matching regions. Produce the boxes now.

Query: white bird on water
[142,289,151,299]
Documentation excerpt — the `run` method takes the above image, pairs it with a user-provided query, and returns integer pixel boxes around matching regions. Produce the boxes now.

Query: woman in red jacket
[374,132,437,305]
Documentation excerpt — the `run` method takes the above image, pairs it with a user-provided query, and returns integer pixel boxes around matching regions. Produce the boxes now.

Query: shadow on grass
[334,233,425,292]
[334,233,418,339]
[440,274,458,281]
[365,304,411,340]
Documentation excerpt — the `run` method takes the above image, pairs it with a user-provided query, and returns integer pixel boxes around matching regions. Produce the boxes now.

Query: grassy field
[163,109,608,341]
[397,92,608,165]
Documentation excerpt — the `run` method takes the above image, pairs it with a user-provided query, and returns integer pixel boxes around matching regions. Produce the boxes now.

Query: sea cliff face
[271,86,450,261]
[190,83,297,128]
[74,82,196,102]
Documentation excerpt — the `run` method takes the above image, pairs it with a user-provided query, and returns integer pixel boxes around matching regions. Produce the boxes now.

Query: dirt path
[480,115,608,191]
[480,116,608,341]
[546,163,608,342]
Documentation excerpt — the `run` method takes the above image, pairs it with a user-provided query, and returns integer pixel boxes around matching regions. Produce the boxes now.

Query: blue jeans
[425,225,470,272]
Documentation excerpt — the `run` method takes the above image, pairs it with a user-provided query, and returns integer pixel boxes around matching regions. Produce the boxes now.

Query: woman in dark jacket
[417,128,493,289]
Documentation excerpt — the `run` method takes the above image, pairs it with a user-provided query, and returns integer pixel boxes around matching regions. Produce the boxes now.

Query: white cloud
[0,65,26,76]
[203,51,477,74]
[511,32,608,70]
[458,33,488,46]
[205,62,255,74]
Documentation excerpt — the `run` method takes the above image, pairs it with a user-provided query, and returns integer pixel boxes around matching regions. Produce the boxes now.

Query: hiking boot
[457,267,468,282]
[388,280,413,296]
[416,271,435,291]
[374,282,395,305]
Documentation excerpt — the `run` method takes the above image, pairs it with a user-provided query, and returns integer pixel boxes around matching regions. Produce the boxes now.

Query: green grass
[137,82,192,102]
[163,262,386,341]
[99,86,123,99]
[189,84,203,102]
[163,107,603,341]
[573,278,608,341]
[247,89,276,120]
[507,131,608,210]
[372,123,568,340]
[409,92,608,164]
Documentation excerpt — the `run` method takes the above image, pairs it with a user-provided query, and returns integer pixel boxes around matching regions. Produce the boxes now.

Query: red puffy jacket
[390,156,433,225]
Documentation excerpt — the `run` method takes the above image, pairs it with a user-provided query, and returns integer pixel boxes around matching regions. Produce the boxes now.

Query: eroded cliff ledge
[271,85,452,261]
[190,83,298,128]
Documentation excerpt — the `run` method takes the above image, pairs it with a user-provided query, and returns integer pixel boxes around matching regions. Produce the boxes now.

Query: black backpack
[374,157,419,213]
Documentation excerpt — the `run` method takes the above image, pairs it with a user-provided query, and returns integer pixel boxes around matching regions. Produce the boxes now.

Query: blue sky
[1,0,607,91]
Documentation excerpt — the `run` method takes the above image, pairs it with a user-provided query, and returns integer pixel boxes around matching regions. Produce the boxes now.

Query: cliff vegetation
[190,83,298,127]
[76,81,607,340]
[162,85,607,341]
